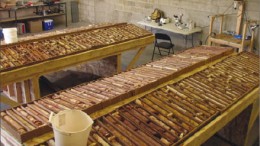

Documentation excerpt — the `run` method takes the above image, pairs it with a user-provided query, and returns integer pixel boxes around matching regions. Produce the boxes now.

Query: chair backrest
[155,33,172,41]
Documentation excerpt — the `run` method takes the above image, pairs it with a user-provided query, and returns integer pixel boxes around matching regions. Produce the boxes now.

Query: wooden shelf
[0,13,65,23]
[0,2,67,26]
[0,18,15,23]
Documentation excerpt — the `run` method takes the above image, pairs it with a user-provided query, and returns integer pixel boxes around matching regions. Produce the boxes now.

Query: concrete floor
[1,22,259,146]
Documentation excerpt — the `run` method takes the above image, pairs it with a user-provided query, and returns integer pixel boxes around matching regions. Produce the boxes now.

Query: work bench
[0,23,154,104]
[1,47,259,146]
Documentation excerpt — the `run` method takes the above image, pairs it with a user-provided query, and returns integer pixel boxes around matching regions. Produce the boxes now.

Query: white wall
[79,0,260,50]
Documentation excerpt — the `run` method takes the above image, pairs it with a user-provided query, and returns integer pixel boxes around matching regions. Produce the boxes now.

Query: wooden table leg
[126,47,146,71]
[31,76,40,100]
[207,38,213,46]
[117,53,122,73]
[22,80,32,103]
[244,98,259,146]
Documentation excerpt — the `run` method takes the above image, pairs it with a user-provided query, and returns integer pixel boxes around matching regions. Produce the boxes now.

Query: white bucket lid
[3,28,17,33]
[44,19,53,22]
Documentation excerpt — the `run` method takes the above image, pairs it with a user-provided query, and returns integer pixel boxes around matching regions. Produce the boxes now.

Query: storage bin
[43,19,54,31]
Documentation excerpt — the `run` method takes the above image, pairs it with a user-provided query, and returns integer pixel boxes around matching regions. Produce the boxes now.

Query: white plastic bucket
[49,110,93,146]
[3,28,18,44]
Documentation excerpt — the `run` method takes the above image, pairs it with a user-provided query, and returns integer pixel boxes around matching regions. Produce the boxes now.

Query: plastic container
[43,19,54,30]
[234,34,242,40]
[49,110,93,146]
[0,28,3,40]
[3,28,18,44]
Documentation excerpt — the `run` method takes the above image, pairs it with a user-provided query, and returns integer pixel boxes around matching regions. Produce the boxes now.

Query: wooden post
[15,82,23,103]
[7,84,15,97]
[126,47,146,71]
[209,16,215,35]
[208,16,215,46]
[236,1,244,35]
[31,76,40,100]
[240,22,248,52]
[219,15,224,34]
[249,29,255,52]
[22,80,32,103]
[244,98,259,146]
[117,54,122,73]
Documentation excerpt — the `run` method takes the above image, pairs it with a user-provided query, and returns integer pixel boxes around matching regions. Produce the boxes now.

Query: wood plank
[219,16,224,34]
[182,87,259,146]
[0,94,20,107]
[0,35,154,86]
[15,82,23,103]
[7,84,15,97]
[126,47,145,71]
[22,80,32,103]
[244,98,259,146]
[236,2,244,35]
[240,22,248,52]
[117,54,122,73]
[249,30,255,52]
[209,16,215,35]
[31,77,40,100]
[1,85,8,91]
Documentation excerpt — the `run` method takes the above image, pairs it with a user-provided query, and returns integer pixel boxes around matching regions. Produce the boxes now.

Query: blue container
[0,28,3,40]
[234,34,242,40]
[43,19,54,31]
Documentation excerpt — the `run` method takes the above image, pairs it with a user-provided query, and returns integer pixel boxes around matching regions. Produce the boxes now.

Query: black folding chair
[152,33,175,60]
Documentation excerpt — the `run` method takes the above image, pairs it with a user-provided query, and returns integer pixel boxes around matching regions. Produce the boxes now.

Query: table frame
[1,52,258,146]
[138,21,202,48]
[0,35,154,102]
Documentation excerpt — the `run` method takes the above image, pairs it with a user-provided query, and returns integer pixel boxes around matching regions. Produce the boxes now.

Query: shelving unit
[0,2,67,27]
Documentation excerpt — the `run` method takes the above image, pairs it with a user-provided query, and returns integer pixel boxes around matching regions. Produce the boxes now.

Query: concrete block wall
[79,0,260,50]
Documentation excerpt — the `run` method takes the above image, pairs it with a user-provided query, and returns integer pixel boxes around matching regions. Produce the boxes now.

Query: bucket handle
[48,112,72,136]
[48,112,55,128]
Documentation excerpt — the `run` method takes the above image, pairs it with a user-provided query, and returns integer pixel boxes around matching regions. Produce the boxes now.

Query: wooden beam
[244,98,259,146]
[0,94,20,107]
[236,1,244,34]
[249,30,255,52]
[31,76,40,100]
[209,37,242,48]
[126,47,146,71]
[240,22,248,52]
[117,54,122,73]
[219,15,224,34]
[15,82,23,103]
[7,84,15,97]
[209,16,215,35]
[22,80,32,103]
[182,87,259,146]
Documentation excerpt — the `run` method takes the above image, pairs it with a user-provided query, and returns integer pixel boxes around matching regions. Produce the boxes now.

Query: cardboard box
[27,20,42,33]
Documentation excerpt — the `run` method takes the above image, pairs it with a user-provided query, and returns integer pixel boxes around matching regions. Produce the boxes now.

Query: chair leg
[158,47,162,56]
[168,48,171,55]
[152,45,156,60]
[172,47,174,54]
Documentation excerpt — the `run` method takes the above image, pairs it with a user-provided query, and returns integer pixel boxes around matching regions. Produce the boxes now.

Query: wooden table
[138,21,202,48]
[1,52,258,146]
[0,30,154,104]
